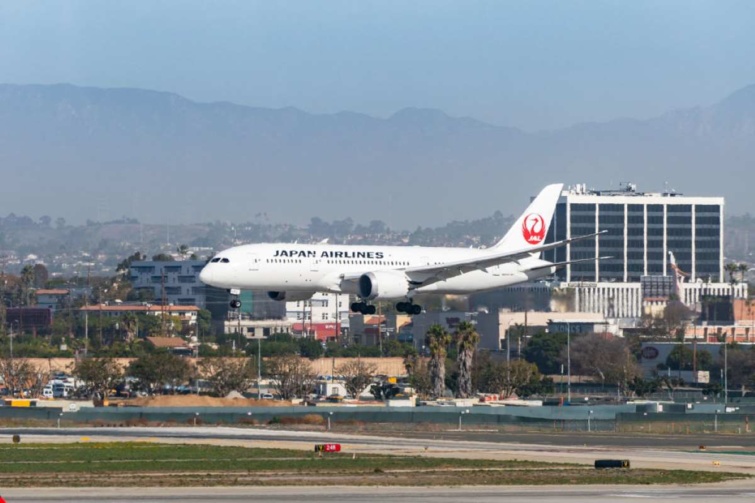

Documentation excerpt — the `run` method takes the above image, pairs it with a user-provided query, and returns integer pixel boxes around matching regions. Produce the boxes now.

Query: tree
[665,345,713,371]
[19,265,35,306]
[403,354,432,397]
[151,253,174,262]
[197,309,212,339]
[298,337,324,359]
[0,357,37,395]
[382,339,416,358]
[522,332,567,374]
[454,321,480,398]
[336,359,377,398]
[177,244,190,259]
[116,251,146,275]
[475,357,544,398]
[73,357,123,399]
[567,334,640,395]
[627,376,660,398]
[32,264,49,289]
[197,357,256,396]
[127,351,192,393]
[720,345,755,389]
[425,324,451,398]
[265,354,316,400]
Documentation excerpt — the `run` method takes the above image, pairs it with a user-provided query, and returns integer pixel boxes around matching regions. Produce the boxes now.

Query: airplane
[199,183,604,315]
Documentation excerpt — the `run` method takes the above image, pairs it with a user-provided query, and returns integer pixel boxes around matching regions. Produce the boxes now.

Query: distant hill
[1,83,755,226]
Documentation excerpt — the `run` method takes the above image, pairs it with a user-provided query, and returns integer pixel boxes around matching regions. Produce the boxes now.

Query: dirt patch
[124,396,288,408]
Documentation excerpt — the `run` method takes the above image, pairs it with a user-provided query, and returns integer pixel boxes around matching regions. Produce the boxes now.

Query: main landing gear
[351,302,376,315]
[396,301,422,315]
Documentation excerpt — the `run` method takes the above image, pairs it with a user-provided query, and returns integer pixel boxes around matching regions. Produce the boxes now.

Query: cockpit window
[210,258,220,263]
[221,258,230,263]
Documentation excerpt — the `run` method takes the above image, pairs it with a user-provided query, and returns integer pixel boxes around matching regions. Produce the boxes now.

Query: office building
[543,183,723,283]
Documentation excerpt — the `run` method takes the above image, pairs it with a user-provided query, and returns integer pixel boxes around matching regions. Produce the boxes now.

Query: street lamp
[566,321,571,404]
[257,336,262,400]
[588,409,594,432]
[194,412,199,427]
[458,409,470,431]
[506,320,515,364]
[327,411,333,431]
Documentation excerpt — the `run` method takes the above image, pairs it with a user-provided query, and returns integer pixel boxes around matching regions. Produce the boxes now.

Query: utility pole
[161,270,167,337]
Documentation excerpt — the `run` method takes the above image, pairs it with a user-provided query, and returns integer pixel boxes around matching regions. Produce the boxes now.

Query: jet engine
[358,271,411,300]
[267,291,315,302]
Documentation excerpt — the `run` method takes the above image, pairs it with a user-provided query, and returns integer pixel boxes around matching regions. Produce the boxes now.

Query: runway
[6,425,755,474]
[4,484,755,503]
[3,426,755,501]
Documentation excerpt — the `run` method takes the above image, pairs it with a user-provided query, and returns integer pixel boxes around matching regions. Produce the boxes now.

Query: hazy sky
[2,1,755,131]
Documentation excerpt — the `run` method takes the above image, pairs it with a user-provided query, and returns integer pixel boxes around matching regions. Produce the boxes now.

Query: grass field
[0,442,747,487]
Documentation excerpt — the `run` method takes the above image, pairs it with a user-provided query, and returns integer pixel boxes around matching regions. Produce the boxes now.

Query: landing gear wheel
[230,299,241,309]
[397,301,421,315]
[351,302,376,315]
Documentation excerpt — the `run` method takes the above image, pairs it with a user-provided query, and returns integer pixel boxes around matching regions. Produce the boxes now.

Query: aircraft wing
[526,255,612,272]
[403,232,604,287]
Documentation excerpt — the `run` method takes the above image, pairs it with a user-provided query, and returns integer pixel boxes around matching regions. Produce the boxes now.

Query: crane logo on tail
[522,213,546,245]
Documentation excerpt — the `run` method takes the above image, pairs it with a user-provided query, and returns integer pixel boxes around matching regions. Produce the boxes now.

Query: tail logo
[522,213,546,245]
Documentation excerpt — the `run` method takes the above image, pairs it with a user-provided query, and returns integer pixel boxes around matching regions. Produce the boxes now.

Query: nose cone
[199,266,213,285]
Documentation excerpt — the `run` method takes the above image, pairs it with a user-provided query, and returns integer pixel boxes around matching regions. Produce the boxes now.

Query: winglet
[493,183,563,256]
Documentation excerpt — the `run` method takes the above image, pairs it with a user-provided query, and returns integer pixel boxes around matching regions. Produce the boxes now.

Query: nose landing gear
[228,289,242,309]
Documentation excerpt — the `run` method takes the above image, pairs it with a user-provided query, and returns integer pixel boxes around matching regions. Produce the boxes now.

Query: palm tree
[454,321,481,398]
[425,324,452,399]
[19,265,35,306]
[725,262,740,286]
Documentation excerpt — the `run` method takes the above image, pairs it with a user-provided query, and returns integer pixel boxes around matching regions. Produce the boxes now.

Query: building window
[322,313,329,320]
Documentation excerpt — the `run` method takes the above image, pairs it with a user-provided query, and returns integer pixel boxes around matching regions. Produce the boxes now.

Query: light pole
[9,321,15,361]
[506,320,515,364]
[194,412,199,426]
[588,409,593,432]
[724,335,728,405]
[57,412,63,429]
[257,336,262,400]
[566,322,571,404]
[458,409,470,431]
[327,411,333,431]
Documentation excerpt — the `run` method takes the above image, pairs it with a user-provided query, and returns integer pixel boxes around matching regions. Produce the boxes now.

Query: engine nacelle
[267,291,315,302]
[358,271,410,300]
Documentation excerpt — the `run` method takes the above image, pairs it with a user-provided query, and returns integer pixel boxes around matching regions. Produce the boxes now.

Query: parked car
[42,386,54,399]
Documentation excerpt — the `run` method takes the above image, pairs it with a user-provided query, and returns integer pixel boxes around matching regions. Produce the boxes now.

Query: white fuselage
[199,243,555,299]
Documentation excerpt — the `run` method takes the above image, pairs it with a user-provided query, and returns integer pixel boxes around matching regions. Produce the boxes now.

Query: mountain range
[1,83,754,227]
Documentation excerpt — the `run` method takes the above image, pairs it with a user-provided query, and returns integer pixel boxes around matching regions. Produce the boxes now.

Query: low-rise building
[79,304,200,325]
[34,289,70,312]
